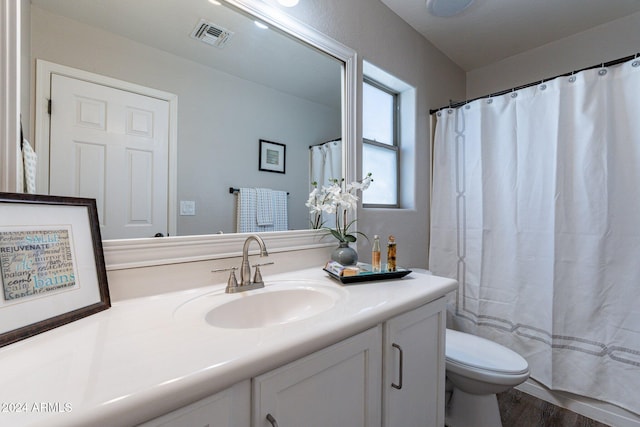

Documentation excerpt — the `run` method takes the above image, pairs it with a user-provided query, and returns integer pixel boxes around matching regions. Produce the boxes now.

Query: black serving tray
[323,263,412,284]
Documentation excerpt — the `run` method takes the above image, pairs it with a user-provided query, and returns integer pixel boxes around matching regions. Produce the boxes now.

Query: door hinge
[47,99,52,115]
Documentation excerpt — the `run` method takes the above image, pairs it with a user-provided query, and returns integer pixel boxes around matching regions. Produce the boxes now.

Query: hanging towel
[236,188,288,233]
[271,190,288,232]
[22,139,37,194]
[256,188,274,226]
[237,188,256,233]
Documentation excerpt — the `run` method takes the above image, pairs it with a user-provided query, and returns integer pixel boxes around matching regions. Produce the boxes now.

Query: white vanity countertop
[0,267,456,427]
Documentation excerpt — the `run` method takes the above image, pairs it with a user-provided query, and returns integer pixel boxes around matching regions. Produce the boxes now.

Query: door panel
[49,74,169,239]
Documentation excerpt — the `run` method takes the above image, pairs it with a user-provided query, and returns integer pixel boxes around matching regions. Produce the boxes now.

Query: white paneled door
[49,74,169,239]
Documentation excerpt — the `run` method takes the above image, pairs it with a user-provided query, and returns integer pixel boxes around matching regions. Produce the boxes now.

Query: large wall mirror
[7,0,357,267]
[21,0,356,244]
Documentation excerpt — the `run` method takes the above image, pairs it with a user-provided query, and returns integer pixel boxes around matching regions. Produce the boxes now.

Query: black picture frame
[0,193,111,348]
[259,139,286,174]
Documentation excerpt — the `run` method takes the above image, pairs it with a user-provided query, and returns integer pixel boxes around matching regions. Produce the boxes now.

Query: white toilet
[445,328,530,427]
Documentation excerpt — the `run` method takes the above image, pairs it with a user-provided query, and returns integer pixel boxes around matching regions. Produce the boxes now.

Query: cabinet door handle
[391,343,404,390]
[266,413,279,427]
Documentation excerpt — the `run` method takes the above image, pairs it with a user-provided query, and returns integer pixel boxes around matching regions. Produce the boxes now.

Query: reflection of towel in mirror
[237,188,288,233]
[22,139,38,194]
[256,188,273,226]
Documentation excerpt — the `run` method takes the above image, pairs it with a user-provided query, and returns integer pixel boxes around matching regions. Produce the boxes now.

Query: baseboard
[517,379,640,427]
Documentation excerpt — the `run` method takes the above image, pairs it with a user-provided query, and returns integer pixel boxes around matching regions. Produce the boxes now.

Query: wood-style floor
[497,389,612,427]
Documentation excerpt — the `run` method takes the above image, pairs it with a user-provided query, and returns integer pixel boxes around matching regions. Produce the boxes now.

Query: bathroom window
[363,78,399,207]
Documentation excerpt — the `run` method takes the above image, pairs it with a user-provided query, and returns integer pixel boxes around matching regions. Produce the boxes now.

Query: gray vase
[331,241,358,266]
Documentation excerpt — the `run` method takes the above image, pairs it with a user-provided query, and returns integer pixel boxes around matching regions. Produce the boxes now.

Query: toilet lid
[446,329,529,375]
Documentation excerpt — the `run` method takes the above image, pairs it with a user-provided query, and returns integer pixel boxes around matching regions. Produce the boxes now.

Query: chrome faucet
[212,234,272,293]
[232,234,272,293]
[240,234,268,285]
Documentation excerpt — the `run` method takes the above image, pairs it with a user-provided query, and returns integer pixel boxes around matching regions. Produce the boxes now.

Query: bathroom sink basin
[205,287,338,329]
[174,280,346,329]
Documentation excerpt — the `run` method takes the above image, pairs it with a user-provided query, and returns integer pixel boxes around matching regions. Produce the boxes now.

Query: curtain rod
[429,52,640,115]
[309,138,341,149]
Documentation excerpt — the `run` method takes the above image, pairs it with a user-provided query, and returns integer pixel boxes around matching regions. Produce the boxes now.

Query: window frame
[362,77,400,208]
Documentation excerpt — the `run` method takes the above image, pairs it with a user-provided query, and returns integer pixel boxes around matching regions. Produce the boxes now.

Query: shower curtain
[310,139,342,228]
[310,139,342,186]
[429,58,640,414]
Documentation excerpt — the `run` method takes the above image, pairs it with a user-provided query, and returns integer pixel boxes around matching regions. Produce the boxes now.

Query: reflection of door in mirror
[49,73,170,240]
[28,0,343,238]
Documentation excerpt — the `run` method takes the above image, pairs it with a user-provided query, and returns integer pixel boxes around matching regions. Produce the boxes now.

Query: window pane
[363,83,394,145]
[362,144,397,205]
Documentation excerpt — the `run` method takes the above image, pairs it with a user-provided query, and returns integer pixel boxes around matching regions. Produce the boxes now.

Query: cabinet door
[252,326,382,427]
[139,380,250,427]
[383,298,447,427]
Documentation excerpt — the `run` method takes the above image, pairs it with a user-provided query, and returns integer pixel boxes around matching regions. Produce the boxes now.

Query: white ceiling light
[278,0,299,7]
[426,0,474,17]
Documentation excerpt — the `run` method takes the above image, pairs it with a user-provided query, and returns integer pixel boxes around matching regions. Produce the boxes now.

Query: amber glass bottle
[372,235,381,272]
[387,235,397,272]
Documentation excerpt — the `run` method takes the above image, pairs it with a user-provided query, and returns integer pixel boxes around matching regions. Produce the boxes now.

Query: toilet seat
[446,329,529,376]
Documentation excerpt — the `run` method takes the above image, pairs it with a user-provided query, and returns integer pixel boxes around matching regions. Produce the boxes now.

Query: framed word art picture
[0,193,110,347]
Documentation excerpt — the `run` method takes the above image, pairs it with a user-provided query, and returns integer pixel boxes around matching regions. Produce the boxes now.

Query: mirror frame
[1,0,357,270]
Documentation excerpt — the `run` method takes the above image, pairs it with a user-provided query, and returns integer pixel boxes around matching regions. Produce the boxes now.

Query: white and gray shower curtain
[429,58,640,414]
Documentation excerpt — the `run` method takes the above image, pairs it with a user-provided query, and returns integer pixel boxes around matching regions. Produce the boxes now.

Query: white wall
[30,6,340,235]
[283,0,466,268]
[467,11,640,99]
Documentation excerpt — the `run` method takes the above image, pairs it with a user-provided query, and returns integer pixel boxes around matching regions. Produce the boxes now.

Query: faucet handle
[251,261,273,285]
[212,267,239,292]
[226,268,239,290]
[252,261,274,268]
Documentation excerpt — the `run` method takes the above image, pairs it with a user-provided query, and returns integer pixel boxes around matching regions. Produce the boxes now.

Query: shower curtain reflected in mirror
[429,58,640,416]
[309,139,342,228]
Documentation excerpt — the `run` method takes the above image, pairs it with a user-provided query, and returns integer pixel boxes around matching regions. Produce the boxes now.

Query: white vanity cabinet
[383,297,447,427]
[141,297,447,427]
[138,381,250,427]
[252,326,382,427]
[252,297,448,427]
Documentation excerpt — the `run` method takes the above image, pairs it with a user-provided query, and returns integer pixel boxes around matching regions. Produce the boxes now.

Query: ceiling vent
[190,19,233,48]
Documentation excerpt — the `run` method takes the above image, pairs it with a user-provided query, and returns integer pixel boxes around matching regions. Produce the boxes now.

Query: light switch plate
[180,200,196,216]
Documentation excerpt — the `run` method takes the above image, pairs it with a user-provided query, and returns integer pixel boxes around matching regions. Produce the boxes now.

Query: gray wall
[467,11,640,98]
[30,5,340,235]
[283,0,467,268]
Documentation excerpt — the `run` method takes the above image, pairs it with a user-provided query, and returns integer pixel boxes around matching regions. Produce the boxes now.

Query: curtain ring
[568,71,576,83]
[510,89,518,98]
[598,63,607,76]
[539,79,547,90]
[632,53,640,67]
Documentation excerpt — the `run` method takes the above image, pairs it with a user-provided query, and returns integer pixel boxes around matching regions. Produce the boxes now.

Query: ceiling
[380,0,640,71]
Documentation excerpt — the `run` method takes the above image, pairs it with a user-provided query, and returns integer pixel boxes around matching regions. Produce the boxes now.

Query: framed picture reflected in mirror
[259,139,286,174]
